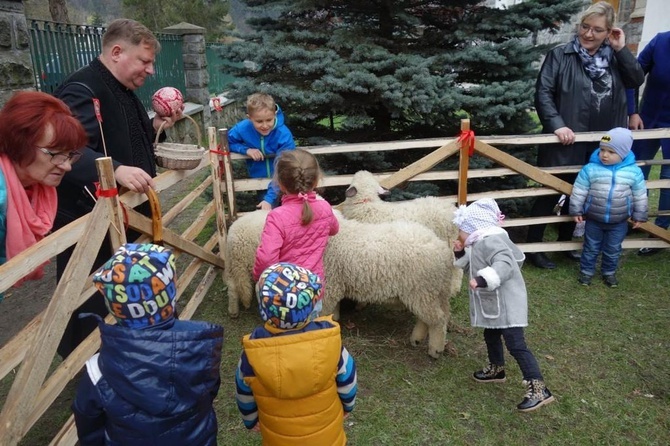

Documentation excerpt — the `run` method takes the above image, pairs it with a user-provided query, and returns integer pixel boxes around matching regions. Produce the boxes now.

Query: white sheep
[339,170,463,296]
[224,209,457,358]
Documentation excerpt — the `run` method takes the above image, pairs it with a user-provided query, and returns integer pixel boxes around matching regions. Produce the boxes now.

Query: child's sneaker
[517,379,555,412]
[602,274,618,288]
[473,363,506,383]
[578,273,592,286]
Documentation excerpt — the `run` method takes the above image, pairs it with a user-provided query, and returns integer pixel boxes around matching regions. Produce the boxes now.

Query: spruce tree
[220,0,582,143]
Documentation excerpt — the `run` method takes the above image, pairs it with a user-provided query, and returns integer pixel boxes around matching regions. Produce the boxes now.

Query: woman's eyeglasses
[579,23,608,35]
[39,148,83,165]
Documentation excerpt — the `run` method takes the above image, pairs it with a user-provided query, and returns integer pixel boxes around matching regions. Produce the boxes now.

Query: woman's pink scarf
[0,155,57,284]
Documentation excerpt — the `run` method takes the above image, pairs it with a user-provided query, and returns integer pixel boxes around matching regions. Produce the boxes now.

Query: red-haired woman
[0,91,87,298]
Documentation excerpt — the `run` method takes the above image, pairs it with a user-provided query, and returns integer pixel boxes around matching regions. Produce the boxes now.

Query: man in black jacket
[53,18,181,357]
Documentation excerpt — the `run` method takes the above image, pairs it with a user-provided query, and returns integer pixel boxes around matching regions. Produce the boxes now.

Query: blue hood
[98,319,223,416]
[588,148,637,169]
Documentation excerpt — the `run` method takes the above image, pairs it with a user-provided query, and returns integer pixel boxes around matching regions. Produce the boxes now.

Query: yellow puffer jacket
[242,316,346,446]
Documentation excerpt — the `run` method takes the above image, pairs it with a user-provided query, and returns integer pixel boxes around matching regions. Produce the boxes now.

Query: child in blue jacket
[228,93,296,210]
[569,127,648,287]
[72,243,224,446]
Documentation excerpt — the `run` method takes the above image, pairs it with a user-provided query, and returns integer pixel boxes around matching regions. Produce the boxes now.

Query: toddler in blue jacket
[569,127,648,287]
[72,243,224,446]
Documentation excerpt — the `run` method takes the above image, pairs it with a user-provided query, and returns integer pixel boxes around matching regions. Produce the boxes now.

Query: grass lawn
[199,247,670,445]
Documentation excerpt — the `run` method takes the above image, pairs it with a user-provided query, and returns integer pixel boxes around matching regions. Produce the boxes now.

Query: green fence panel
[206,43,240,95]
[29,20,186,110]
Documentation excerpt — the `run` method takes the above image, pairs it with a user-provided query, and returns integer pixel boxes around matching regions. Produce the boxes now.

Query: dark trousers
[526,173,578,244]
[55,202,150,358]
[484,327,543,381]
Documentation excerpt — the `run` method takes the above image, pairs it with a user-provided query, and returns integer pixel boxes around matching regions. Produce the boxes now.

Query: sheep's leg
[426,322,447,359]
[226,280,241,318]
[410,320,428,346]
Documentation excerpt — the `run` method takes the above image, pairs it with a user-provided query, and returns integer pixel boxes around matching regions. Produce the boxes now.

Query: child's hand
[453,240,464,251]
[573,216,583,223]
[257,200,272,211]
[246,148,264,161]
[469,278,479,290]
[251,422,261,432]
[632,220,642,229]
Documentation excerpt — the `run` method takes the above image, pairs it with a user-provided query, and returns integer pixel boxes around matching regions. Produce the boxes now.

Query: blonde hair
[102,18,160,52]
[246,93,276,115]
[581,1,616,30]
[275,149,321,225]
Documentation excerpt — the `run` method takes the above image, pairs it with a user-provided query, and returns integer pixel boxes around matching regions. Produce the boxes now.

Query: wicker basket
[154,114,205,170]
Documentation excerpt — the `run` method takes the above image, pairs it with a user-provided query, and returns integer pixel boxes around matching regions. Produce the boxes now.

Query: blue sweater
[569,149,648,224]
[227,106,296,205]
[72,319,224,446]
[627,31,670,127]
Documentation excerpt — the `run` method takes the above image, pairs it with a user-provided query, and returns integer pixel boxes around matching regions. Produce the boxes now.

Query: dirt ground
[0,263,55,347]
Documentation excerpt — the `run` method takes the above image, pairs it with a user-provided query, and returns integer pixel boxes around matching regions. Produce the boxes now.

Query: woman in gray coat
[526,1,645,270]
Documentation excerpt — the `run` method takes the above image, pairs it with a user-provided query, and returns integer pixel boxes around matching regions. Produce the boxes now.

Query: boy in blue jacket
[72,243,224,446]
[228,93,296,210]
[569,128,648,287]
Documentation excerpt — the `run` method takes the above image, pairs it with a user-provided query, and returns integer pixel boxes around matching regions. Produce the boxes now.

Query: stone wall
[0,0,34,105]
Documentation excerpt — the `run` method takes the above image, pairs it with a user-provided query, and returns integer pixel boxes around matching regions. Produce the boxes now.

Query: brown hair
[581,1,616,30]
[0,91,87,166]
[275,149,321,225]
[246,92,276,116]
[102,18,161,53]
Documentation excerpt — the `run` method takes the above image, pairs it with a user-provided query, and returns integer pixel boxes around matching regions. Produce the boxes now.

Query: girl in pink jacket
[252,149,339,291]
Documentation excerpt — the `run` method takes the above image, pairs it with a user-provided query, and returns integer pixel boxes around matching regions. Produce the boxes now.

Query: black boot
[526,252,556,270]
[517,379,555,412]
[473,363,506,383]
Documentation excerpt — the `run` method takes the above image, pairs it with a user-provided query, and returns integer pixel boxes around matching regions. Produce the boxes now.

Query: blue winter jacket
[0,167,7,267]
[0,168,6,302]
[72,318,224,446]
[626,31,670,127]
[227,106,295,205]
[569,149,648,224]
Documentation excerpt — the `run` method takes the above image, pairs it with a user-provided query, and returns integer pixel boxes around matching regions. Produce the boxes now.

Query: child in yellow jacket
[235,263,357,445]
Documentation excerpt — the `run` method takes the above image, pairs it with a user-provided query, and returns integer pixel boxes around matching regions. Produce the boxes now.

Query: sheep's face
[344,171,389,202]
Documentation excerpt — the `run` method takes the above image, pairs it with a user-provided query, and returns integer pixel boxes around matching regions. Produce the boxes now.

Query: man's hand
[246,148,264,161]
[115,165,155,193]
[628,113,644,130]
[554,127,575,145]
[152,106,184,133]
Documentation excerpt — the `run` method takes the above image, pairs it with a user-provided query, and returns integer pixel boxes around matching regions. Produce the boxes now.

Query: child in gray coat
[452,198,555,412]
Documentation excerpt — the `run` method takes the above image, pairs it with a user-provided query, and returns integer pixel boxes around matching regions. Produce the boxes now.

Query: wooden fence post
[208,127,228,271]
[457,119,471,206]
[218,128,237,221]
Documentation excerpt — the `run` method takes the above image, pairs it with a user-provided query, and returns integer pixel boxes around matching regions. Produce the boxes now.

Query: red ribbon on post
[94,181,118,198]
[457,129,476,156]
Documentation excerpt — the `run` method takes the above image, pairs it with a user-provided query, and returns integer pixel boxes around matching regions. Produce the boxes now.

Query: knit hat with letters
[92,243,177,329]
[452,198,505,235]
[600,127,634,160]
[256,263,323,330]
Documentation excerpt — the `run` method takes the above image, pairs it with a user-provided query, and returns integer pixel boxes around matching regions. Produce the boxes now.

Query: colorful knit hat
[92,243,177,329]
[600,127,634,160]
[256,263,323,330]
[452,198,505,235]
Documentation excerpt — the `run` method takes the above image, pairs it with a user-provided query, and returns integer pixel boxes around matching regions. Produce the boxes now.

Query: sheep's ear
[345,186,358,198]
[378,186,390,196]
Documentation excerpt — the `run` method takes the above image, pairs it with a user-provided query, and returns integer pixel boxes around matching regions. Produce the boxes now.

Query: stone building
[0,0,33,104]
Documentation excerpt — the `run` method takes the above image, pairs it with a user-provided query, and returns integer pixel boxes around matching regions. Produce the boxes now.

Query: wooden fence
[1,124,669,444]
